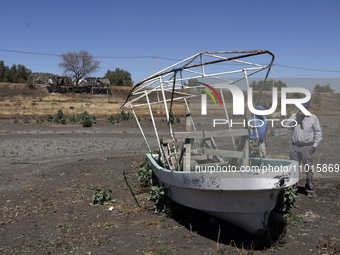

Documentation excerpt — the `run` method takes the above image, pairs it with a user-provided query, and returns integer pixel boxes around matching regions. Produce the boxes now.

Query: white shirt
[286,113,322,148]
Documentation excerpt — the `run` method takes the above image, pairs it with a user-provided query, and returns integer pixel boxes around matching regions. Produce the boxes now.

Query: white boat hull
[146,154,299,235]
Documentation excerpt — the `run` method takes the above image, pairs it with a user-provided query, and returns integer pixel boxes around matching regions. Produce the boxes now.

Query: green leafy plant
[91,114,97,124]
[107,114,119,124]
[148,186,169,213]
[176,115,181,123]
[138,157,153,187]
[276,186,299,215]
[46,114,53,122]
[13,119,19,123]
[69,111,96,125]
[184,231,197,242]
[23,115,30,124]
[53,109,66,124]
[69,115,76,123]
[286,213,308,223]
[107,110,133,124]
[91,187,114,205]
[119,109,134,121]
[82,120,92,127]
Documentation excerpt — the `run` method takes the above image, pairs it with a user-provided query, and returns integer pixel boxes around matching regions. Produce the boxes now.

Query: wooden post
[184,111,191,171]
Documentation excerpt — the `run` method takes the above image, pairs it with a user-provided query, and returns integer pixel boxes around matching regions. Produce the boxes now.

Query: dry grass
[0,83,129,117]
[0,82,188,118]
[317,236,340,255]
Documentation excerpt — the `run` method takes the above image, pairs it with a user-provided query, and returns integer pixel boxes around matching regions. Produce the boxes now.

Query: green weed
[91,186,115,205]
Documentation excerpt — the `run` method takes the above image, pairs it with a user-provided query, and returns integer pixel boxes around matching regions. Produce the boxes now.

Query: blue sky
[1,0,340,91]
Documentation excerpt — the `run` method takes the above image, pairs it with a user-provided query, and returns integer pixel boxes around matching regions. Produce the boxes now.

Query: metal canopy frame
[121,50,275,171]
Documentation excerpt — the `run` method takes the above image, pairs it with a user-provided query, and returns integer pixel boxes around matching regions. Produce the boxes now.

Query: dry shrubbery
[318,236,340,255]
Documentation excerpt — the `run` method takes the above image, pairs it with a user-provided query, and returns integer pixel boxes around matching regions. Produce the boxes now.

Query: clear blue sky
[1,0,340,91]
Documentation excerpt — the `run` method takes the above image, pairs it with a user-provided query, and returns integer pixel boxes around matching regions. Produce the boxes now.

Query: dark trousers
[289,144,314,192]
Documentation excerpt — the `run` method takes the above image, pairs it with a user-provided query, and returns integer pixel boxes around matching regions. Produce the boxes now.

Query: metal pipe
[131,106,151,153]
[160,77,179,166]
[145,91,164,162]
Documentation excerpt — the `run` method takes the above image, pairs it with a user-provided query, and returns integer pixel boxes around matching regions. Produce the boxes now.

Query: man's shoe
[306,192,315,198]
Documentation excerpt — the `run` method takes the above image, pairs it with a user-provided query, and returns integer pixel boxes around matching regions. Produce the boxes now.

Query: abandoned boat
[121,50,299,234]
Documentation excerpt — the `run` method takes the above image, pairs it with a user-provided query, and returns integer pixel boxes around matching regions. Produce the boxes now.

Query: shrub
[107,110,133,124]
[313,84,334,93]
[120,110,128,121]
[275,186,299,215]
[69,115,76,123]
[148,186,170,213]
[28,80,34,89]
[91,187,114,205]
[53,109,66,124]
[116,113,122,121]
[138,157,153,187]
[91,114,97,124]
[69,111,95,125]
[36,116,44,124]
[46,114,53,122]
[82,120,92,127]
[13,119,19,124]
[106,115,117,124]
[23,115,30,124]
[176,115,181,123]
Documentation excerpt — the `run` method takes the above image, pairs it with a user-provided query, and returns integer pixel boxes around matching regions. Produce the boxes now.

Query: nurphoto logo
[200,83,311,116]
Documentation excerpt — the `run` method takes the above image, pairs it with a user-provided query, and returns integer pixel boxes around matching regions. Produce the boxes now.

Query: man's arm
[312,116,322,151]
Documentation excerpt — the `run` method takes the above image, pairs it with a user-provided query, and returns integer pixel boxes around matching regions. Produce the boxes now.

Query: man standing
[286,101,322,198]
[249,105,268,158]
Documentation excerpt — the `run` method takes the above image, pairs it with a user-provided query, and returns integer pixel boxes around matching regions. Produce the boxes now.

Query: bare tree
[59,50,100,86]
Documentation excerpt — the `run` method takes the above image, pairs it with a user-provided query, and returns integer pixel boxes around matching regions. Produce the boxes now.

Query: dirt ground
[1,83,340,254]
[0,114,339,255]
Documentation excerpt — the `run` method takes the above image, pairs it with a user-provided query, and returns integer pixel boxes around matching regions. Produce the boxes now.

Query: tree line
[0,61,32,83]
[250,79,287,90]
[313,84,334,93]
[251,80,336,93]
